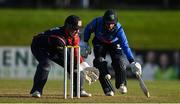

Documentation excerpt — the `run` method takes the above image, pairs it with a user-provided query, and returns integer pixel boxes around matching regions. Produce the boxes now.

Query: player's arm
[117,23,142,75]
[48,35,66,52]
[117,23,134,63]
[83,18,97,57]
[84,18,97,42]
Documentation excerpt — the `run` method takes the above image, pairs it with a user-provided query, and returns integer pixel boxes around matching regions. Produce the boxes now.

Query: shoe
[80,90,92,97]
[31,91,41,98]
[119,84,127,94]
[105,91,114,96]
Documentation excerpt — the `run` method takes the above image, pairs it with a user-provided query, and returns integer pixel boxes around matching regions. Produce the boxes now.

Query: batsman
[30,15,99,98]
[83,9,142,96]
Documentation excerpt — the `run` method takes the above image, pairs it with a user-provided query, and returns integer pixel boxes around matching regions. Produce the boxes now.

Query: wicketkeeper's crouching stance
[30,15,99,98]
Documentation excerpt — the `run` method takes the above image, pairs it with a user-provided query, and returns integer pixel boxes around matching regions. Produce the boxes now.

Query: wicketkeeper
[30,15,99,98]
[83,9,142,96]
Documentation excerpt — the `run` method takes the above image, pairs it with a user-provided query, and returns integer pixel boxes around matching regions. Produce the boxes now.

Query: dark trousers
[30,39,83,95]
[93,41,127,94]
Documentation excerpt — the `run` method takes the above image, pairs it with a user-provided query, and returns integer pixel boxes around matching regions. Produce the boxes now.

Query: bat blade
[137,74,150,98]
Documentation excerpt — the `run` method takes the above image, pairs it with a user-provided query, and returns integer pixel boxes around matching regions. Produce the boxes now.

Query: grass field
[0,79,180,103]
[0,9,180,49]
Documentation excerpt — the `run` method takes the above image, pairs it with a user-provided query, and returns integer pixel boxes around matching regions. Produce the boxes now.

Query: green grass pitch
[0,79,180,103]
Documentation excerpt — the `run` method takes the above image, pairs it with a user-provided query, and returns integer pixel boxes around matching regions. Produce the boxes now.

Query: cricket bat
[136,73,150,98]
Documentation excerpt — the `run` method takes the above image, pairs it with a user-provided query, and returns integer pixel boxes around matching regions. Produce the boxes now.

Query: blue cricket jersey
[84,17,135,63]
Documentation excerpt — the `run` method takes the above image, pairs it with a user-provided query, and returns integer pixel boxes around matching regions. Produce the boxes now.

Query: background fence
[0,0,180,9]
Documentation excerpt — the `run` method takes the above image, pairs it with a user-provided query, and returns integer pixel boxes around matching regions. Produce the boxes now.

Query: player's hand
[80,42,91,58]
[80,62,99,85]
[130,62,142,76]
[82,67,99,85]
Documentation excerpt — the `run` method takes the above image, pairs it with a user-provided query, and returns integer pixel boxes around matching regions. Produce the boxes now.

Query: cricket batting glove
[84,42,91,54]
[130,62,142,76]
[80,62,99,85]
[80,42,91,58]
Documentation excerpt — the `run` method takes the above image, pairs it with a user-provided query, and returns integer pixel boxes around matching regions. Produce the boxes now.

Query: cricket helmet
[64,15,82,30]
[103,9,118,24]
